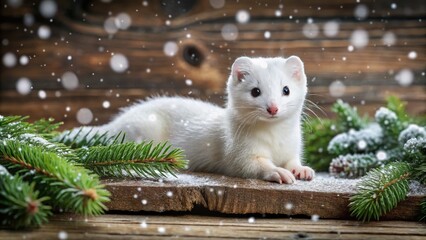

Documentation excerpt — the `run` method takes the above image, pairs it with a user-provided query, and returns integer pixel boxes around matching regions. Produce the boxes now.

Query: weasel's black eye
[283,86,290,96]
[251,88,261,97]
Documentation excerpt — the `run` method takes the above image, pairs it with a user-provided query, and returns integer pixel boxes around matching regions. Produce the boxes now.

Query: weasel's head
[227,56,307,122]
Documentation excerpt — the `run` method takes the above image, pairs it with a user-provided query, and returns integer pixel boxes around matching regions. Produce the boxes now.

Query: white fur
[70,56,315,184]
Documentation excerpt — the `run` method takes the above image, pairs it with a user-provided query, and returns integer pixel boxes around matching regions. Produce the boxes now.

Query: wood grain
[0,0,425,128]
[1,213,425,239]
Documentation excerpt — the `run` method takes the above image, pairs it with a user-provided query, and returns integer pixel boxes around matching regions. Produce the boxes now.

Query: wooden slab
[2,214,426,240]
[0,214,426,240]
[103,172,426,220]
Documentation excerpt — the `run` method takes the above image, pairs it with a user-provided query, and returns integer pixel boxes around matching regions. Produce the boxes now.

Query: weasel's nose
[267,105,278,116]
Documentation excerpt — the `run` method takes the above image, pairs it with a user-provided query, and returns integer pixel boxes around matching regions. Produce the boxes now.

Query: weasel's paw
[291,166,315,181]
[263,167,296,184]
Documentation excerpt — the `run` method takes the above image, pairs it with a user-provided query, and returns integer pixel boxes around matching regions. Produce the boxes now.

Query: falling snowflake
[38,25,51,39]
[76,108,93,125]
[408,51,417,59]
[19,55,29,65]
[209,0,225,9]
[329,80,346,97]
[354,4,369,20]
[323,20,339,37]
[163,41,178,57]
[382,31,397,46]
[221,24,238,41]
[39,0,58,18]
[38,90,47,99]
[236,10,250,24]
[350,29,369,49]
[115,13,132,30]
[264,31,271,39]
[102,101,110,109]
[61,71,79,90]
[185,79,193,86]
[3,52,17,68]
[110,53,129,73]
[16,77,32,95]
[303,22,319,39]
[395,69,414,86]
[58,231,68,240]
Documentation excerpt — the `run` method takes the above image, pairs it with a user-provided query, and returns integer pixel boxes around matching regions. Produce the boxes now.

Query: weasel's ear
[231,57,251,82]
[285,56,305,82]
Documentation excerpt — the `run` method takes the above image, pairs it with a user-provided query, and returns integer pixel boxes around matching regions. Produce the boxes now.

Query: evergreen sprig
[349,162,411,222]
[332,99,366,131]
[327,124,383,155]
[0,166,51,229]
[55,127,125,149]
[303,118,340,171]
[0,116,34,139]
[76,141,186,178]
[375,107,404,147]
[0,140,110,216]
[32,118,63,139]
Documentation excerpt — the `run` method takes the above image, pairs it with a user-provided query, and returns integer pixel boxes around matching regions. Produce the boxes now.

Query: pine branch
[0,140,110,216]
[0,166,51,229]
[386,96,409,123]
[398,124,426,146]
[0,116,34,139]
[327,124,383,155]
[54,127,125,149]
[76,141,187,178]
[375,107,404,147]
[332,99,366,131]
[17,133,79,162]
[303,118,340,171]
[32,118,63,139]
[349,162,411,222]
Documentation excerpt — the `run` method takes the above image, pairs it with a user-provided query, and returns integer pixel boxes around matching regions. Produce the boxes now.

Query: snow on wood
[103,172,425,220]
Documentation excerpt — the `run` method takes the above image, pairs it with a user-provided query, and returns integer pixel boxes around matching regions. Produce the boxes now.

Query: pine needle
[76,141,187,178]
[0,140,110,216]
[0,167,51,229]
[55,127,126,149]
[349,162,411,222]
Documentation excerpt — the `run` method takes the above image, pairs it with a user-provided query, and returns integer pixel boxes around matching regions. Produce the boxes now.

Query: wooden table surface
[1,213,425,240]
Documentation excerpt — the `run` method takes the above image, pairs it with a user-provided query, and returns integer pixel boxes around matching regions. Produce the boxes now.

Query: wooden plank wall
[0,0,425,129]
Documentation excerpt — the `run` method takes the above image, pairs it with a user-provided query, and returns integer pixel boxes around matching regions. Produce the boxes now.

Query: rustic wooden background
[1,0,425,129]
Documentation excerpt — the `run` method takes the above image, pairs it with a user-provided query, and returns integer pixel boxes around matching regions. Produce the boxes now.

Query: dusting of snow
[161,173,220,186]
[311,214,320,222]
[0,165,10,175]
[398,124,426,145]
[375,107,397,122]
[328,124,383,154]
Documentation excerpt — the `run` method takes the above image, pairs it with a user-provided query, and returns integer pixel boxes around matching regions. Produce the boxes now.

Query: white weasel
[71,56,314,184]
